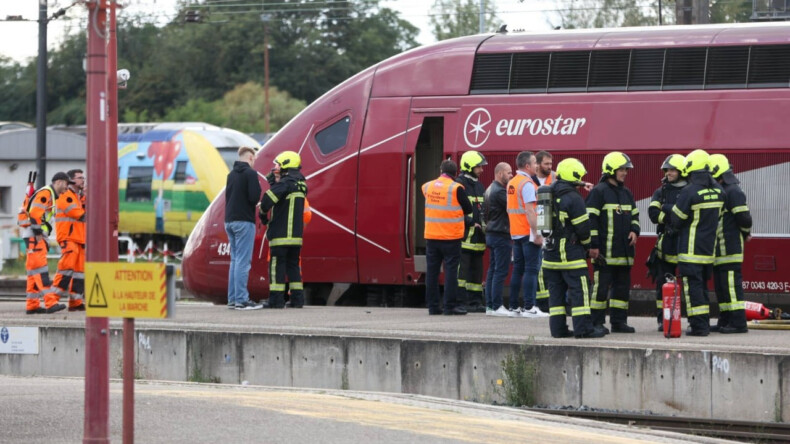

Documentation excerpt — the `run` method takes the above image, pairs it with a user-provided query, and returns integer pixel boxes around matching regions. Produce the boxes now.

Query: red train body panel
[183,23,790,303]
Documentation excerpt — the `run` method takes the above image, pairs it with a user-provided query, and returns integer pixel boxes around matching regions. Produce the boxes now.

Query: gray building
[0,128,86,260]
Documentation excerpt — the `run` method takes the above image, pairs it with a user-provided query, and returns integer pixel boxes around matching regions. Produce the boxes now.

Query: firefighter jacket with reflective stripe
[715,175,752,266]
[55,188,86,244]
[648,180,686,263]
[670,171,724,265]
[506,172,537,237]
[586,180,640,266]
[422,175,472,241]
[543,181,592,270]
[483,180,509,235]
[456,173,486,251]
[261,171,307,247]
[26,186,57,236]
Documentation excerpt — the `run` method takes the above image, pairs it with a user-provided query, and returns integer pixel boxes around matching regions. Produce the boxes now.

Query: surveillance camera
[117,69,130,89]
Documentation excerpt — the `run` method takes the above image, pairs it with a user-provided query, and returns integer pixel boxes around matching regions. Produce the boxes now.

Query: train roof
[368,22,790,98]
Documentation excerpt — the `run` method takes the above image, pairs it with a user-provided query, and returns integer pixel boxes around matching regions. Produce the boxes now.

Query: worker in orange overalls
[51,169,87,311]
[21,172,70,314]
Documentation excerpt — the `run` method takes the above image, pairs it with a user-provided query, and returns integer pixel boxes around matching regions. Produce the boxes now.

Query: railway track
[530,408,790,443]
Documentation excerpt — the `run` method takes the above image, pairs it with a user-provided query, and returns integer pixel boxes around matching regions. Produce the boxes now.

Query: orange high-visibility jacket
[55,188,86,244]
[506,173,538,237]
[422,175,464,241]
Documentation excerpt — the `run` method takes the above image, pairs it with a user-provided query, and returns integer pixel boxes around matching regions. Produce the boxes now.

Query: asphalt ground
[0,375,737,444]
[0,301,786,355]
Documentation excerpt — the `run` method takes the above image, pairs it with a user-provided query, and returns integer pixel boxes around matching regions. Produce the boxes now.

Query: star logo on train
[464,107,492,148]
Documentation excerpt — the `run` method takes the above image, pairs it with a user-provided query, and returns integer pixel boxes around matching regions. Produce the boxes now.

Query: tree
[219,82,306,133]
[430,0,503,40]
[553,0,671,29]
[710,0,752,23]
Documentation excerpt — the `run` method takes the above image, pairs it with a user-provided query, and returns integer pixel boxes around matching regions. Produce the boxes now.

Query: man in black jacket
[260,150,308,309]
[483,162,513,316]
[710,154,752,334]
[225,146,263,310]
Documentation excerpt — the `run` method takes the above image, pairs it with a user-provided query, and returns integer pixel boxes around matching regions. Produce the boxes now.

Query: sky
[0,0,558,64]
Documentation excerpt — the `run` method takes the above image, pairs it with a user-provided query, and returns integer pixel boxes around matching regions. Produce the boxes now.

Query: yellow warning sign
[85,262,167,319]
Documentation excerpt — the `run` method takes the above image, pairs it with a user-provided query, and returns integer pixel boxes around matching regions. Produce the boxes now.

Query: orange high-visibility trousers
[50,241,85,309]
[25,237,54,311]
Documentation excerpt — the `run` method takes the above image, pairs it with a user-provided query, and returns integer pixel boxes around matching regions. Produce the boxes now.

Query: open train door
[406,107,460,279]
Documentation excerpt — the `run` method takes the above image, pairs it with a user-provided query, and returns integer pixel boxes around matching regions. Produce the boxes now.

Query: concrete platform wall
[0,326,787,423]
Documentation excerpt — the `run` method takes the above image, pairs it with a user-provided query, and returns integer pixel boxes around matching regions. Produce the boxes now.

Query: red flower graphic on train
[147,141,181,179]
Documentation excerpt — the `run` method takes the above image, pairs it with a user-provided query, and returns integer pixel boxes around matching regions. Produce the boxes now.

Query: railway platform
[0,301,788,425]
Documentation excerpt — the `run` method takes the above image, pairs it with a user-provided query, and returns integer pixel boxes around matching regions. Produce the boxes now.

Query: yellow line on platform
[140,388,664,444]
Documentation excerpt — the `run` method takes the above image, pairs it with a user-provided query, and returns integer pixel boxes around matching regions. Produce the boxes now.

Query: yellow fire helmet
[602,151,634,175]
[274,150,301,169]
[556,158,587,184]
[684,149,711,174]
[709,153,731,179]
[460,150,488,173]
[661,154,686,173]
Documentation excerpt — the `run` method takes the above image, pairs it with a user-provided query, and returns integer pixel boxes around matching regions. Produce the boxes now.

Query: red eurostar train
[183,22,790,305]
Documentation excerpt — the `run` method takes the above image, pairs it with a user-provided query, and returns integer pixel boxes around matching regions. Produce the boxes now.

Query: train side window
[315,116,350,155]
[174,161,188,184]
[126,166,153,202]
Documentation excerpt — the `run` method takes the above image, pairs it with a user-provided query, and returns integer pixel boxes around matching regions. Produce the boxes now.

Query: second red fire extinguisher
[662,275,682,338]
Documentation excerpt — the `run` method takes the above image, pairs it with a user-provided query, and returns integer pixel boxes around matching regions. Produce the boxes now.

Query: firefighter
[51,169,87,311]
[587,152,640,333]
[456,150,487,313]
[21,172,70,314]
[543,158,605,338]
[532,151,555,313]
[260,151,307,309]
[710,154,752,334]
[670,149,725,337]
[422,159,474,315]
[647,154,687,331]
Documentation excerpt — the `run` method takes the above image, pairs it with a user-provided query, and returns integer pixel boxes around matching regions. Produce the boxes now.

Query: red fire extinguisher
[745,301,773,321]
[662,275,682,338]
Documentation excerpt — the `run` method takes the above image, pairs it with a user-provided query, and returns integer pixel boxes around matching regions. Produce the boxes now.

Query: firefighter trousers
[679,262,712,333]
[51,241,85,309]
[713,263,746,329]
[653,259,677,324]
[591,265,632,326]
[458,249,484,310]
[269,246,303,308]
[25,237,55,311]
[536,264,549,312]
[546,268,594,338]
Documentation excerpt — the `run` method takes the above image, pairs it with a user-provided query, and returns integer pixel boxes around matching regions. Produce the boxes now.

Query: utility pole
[676,0,710,24]
[84,0,111,442]
[479,0,485,34]
[261,13,272,135]
[36,0,47,189]
[658,0,663,25]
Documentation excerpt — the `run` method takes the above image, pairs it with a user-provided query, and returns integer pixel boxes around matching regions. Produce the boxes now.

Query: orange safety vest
[54,188,86,244]
[26,186,56,235]
[506,173,537,237]
[422,175,464,241]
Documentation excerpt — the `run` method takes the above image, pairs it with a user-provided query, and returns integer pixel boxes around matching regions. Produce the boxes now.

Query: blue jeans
[225,221,255,306]
[425,239,462,313]
[485,233,511,310]
[510,237,541,310]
